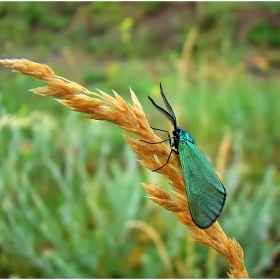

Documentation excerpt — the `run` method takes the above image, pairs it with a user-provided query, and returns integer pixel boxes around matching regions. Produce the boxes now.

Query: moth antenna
[148,96,176,127]
[159,83,177,126]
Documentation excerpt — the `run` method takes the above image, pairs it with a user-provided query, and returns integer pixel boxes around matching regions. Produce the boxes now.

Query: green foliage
[1,2,279,58]
[248,19,280,47]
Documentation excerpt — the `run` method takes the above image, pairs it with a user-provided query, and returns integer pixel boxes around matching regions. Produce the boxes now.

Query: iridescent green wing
[178,131,226,229]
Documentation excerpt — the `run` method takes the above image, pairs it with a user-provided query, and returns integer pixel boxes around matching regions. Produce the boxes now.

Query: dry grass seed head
[0,58,248,278]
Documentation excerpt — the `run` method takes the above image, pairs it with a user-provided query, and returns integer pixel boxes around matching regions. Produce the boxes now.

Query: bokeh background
[0,2,280,278]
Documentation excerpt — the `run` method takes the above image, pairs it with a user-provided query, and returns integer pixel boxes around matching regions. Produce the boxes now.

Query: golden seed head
[0,58,248,278]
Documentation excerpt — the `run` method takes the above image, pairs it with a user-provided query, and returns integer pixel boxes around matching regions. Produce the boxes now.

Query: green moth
[142,83,226,229]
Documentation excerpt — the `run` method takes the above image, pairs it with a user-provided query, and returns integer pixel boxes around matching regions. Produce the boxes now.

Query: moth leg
[150,126,172,146]
[152,149,176,172]
[140,127,173,145]
[140,138,173,145]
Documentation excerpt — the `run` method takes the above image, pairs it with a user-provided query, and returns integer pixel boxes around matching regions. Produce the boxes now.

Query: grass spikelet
[0,58,248,278]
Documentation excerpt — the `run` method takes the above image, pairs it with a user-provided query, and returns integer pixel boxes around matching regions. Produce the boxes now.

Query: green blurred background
[0,2,280,278]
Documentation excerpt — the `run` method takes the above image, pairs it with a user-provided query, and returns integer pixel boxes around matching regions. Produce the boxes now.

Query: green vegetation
[1,2,280,278]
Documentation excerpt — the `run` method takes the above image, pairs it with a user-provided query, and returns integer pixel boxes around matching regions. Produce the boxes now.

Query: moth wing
[179,140,226,229]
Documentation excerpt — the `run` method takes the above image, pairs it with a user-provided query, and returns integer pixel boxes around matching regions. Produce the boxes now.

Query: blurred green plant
[2,2,280,59]
[248,19,280,47]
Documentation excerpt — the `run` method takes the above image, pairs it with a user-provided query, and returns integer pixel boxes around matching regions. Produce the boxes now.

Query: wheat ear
[0,59,248,278]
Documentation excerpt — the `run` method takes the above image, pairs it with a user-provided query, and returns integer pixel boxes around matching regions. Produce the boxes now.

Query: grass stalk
[0,58,248,278]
